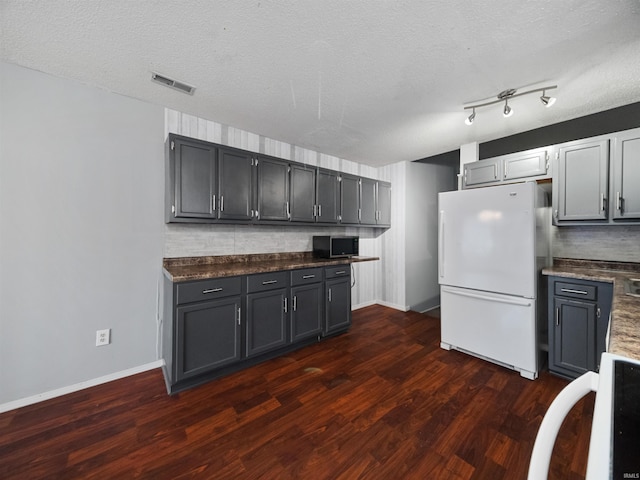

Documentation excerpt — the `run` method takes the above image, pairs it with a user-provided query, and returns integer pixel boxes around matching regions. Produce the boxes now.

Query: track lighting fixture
[465,107,476,125]
[540,90,556,107]
[463,85,557,125]
[503,100,513,118]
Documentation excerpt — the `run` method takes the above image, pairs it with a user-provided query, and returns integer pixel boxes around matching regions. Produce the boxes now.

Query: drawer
[291,267,323,286]
[176,276,242,305]
[325,265,350,279]
[554,281,597,301]
[247,271,289,293]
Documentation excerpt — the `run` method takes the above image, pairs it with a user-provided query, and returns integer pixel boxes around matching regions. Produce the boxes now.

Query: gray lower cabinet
[163,265,353,393]
[612,127,640,220]
[553,137,610,223]
[548,276,612,379]
[325,266,352,334]
[176,297,242,381]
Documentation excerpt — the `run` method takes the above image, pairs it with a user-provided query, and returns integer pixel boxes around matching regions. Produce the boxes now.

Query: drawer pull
[335,270,346,275]
[302,274,315,279]
[202,287,223,294]
[262,280,278,285]
[560,288,588,295]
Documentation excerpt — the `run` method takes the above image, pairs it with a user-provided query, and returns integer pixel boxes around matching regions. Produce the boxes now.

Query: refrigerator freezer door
[439,182,536,298]
[440,285,538,378]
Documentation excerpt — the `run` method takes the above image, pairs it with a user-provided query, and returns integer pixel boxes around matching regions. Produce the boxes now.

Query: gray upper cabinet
[257,156,290,221]
[170,136,217,220]
[316,169,340,224]
[376,181,391,226]
[290,164,316,222]
[503,148,549,180]
[554,138,609,223]
[218,146,254,221]
[612,128,640,220]
[463,158,501,187]
[166,134,390,227]
[360,178,377,225]
[340,174,360,224]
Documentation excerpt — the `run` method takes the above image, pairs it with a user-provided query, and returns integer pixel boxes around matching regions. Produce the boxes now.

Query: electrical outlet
[96,329,111,346]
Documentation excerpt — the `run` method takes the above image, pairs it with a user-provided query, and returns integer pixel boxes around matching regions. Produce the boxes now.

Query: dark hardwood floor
[0,305,593,479]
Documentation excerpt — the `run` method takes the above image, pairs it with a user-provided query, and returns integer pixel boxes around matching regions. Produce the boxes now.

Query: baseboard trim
[0,360,164,414]
[352,300,377,310]
[373,300,410,312]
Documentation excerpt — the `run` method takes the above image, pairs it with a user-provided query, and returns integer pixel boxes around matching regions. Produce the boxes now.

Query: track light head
[503,100,513,118]
[465,108,476,126]
[540,90,556,107]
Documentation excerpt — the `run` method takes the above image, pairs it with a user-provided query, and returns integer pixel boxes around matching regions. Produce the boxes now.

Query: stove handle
[527,371,599,480]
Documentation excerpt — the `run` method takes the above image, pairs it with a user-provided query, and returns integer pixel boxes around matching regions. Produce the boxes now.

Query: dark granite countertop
[163,252,379,283]
[543,258,640,361]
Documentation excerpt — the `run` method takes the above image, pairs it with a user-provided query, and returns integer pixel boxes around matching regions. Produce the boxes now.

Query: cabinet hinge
[170,140,175,150]
[338,176,342,182]
[255,158,259,166]
[288,166,291,173]
[171,205,175,213]
[555,152,559,160]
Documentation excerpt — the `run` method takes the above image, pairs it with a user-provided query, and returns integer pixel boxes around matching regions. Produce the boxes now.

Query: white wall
[405,162,456,312]
[0,62,165,404]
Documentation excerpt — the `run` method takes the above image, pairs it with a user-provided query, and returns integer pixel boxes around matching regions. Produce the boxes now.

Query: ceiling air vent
[151,72,195,95]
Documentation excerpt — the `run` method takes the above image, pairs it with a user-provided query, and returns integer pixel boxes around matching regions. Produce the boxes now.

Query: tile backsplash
[552,225,640,263]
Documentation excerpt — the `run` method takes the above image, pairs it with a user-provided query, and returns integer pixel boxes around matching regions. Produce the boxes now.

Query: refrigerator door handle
[528,371,599,480]
[439,210,445,279]
[441,286,532,307]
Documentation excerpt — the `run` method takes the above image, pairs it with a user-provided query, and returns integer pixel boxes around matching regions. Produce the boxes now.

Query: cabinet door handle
[262,280,278,285]
[284,297,288,313]
[202,287,223,294]
[293,296,297,312]
[286,201,290,219]
[313,204,317,217]
[302,274,315,279]
[328,288,332,302]
[560,288,588,295]
[494,164,498,179]
[335,270,346,275]
[555,307,560,326]
[220,195,224,212]
[212,194,216,211]
[237,306,241,325]
[318,204,322,217]
[616,191,622,212]
[596,307,601,319]
[600,193,606,212]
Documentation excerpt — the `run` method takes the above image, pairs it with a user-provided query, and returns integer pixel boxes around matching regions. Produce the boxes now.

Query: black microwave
[313,236,359,258]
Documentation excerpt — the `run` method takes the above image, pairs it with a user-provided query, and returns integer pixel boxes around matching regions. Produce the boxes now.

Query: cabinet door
[218,147,254,221]
[555,139,609,221]
[463,159,501,187]
[172,137,217,219]
[325,277,351,334]
[360,178,377,225]
[340,174,360,224]
[246,289,288,357]
[376,181,391,226]
[291,283,323,342]
[175,297,241,381]
[257,157,290,221]
[612,128,640,220]
[290,164,316,222]
[503,148,549,180]
[316,169,340,223]
[551,297,596,378]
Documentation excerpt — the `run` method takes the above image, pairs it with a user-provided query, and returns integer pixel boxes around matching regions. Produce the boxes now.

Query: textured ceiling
[2,1,640,166]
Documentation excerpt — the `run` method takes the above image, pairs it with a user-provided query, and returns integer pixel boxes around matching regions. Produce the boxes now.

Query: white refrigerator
[438,181,550,379]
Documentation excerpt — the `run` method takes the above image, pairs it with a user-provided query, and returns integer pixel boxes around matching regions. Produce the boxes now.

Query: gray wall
[0,62,165,404]
[405,162,456,312]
